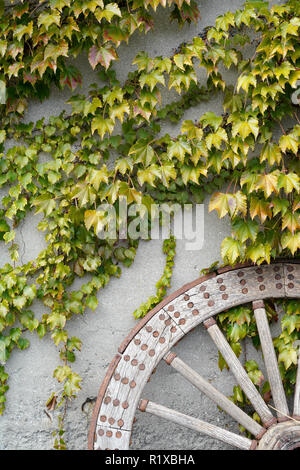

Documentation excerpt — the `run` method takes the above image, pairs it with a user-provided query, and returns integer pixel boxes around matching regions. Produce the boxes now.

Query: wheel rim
[88,261,300,450]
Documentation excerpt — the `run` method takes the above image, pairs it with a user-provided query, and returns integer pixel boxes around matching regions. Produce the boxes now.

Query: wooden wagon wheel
[88,261,300,451]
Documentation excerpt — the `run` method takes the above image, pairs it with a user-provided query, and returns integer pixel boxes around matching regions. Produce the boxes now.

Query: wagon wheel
[88,261,300,451]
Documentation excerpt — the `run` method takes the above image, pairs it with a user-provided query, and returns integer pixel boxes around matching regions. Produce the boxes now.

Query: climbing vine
[0,0,300,448]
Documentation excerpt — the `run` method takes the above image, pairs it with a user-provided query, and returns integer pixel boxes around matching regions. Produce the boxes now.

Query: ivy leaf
[129,141,155,166]
[278,347,298,369]
[279,134,298,154]
[260,142,282,166]
[37,11,60,30]
[47,312,66,330]
[231,117,259,140]
[232,218,259,243]
[32,193,56,216]
[88,45,118,70]
[199,112,222,132]
[277,173,300,194]
[167,139,192,163]
[91,116,114,139]
[281,231,300,255]
[86,295,98,311]
[221,237,244,265]
[95,3,121,22]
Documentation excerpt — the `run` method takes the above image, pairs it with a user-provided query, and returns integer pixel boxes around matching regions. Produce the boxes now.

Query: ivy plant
[0,0,299,448]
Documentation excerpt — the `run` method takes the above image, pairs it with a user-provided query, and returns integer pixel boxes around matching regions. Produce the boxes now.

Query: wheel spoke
[252,300,289,420]
[138,399,256,450]
[293,353,300,418]
[203,318,276,427]
[164,352,265,439]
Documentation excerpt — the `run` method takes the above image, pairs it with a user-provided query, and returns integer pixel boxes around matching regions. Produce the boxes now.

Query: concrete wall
[0,0,279,450]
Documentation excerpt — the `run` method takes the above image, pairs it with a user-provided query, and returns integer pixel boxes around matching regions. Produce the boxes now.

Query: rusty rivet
[259,285,265,291]
[208,300,215,307]
[168,305,174,312]
[274,266,280,272]
[170,326,177,333]
[116,431,122,439]
[287,266,294,272]
[131,359,138,366]
[134,339,141,345]
[139,364,145,370]
[179,318,186,325]
[222,294,228,300]
[275,274,281,280]
[153,331,159,337]
[250,440,258,450]
[174,311,180,318]
[276,283,282,289]
[256,268,263,274]
[217,278,223,284]
[108,417,115,425]
[121,377,129,384]
[288,283,294,289]
[288,274,294,280]
[257,276,264,282]
[124,355,130,362]
[240,279,246,286]
[146,326,152,332]
[159,337,165,343]
[184,294,190,301]
[204,292,210,299]
[253,300,264,310]
[165,352,177,365]
[100,415,107,422]
[114,373,120,381]
[188,302,194,308]
[192,309,199,316]
[141,344,148,350]
[106,431,113,437]
[117,419,124,427]
[159,313,165,320]
[113,400,120,407]
[104,396,111,404]
[130,380,136,388]
[149,349,155,357]
[242,288,248,294]
[200,285,206,292]
[203,318,216,329]
[122,401,129,409]
[98,429,104,436]
[164,319,171,326]
[139,399,148,412]
[220,285,226,291]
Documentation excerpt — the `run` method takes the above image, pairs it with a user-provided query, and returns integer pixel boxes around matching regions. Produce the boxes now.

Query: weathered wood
[257,421,300,450]
[294,355,300,417]
[284,263,300,298]
[90,262,300,450]
[204,321,275,426]
[164,353,265,438]
[164,264,285,336]
[139,400,255,450]
[253,300,289,420]
[94,309,184,435]
[94,425,131,450]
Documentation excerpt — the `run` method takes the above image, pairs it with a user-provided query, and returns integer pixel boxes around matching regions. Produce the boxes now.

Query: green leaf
[86,295,98,311]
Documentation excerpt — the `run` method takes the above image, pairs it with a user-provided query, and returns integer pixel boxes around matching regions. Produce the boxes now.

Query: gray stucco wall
[0,0,280,450]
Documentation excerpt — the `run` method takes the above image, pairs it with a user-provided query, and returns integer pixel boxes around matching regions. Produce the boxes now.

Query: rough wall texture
[0,0,281,451]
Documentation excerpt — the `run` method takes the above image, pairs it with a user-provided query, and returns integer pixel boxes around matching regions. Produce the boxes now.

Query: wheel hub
[258,420,300,450]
